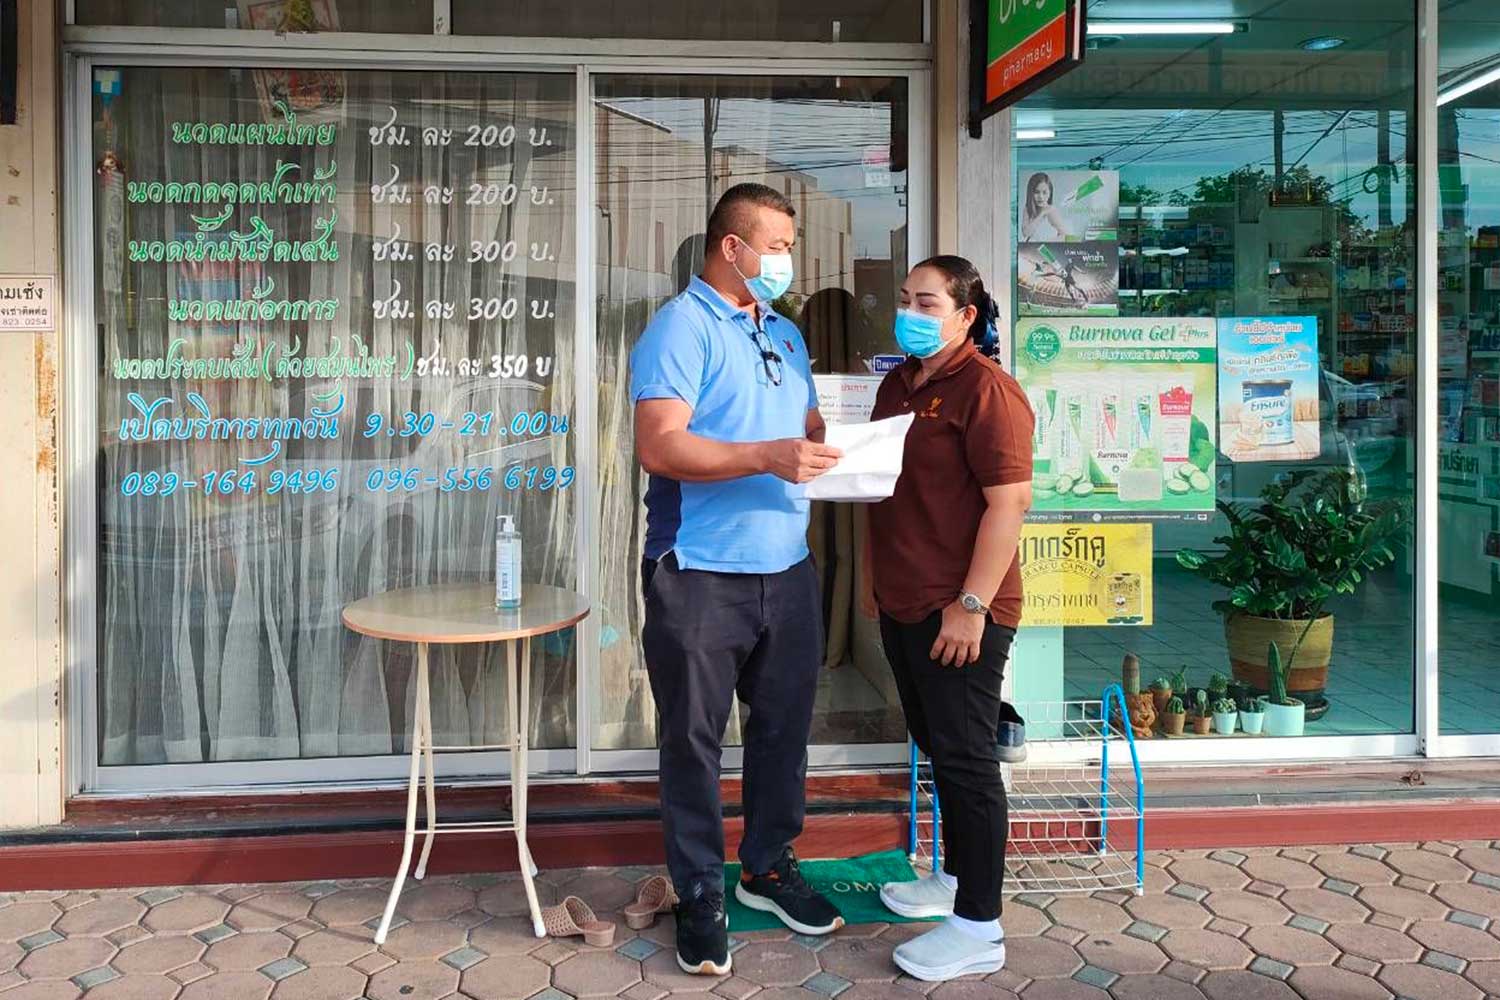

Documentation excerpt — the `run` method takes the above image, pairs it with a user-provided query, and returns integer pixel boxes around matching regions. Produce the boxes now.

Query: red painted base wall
[4,799,1500,890]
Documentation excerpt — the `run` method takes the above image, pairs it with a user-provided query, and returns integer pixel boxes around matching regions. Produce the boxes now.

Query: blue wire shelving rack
[908,684,1146,896]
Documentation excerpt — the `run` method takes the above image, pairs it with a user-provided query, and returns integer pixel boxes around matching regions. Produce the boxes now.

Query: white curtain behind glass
[589,78,909,750]
[95,68,577,765]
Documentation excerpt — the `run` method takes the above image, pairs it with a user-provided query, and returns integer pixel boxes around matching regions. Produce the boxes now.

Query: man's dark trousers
[642,552,824,898]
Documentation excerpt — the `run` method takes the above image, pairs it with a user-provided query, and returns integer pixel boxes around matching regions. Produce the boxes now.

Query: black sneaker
[674,889,731,976]
[734,850,845,936]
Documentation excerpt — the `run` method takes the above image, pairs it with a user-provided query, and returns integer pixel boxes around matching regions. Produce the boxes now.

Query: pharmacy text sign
[969,0,1085,135]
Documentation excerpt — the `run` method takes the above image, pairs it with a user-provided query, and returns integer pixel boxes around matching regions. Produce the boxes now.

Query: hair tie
[979,314,1000,356]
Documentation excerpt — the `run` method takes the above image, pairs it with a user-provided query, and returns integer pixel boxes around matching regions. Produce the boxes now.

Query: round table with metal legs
[341,583,590,943]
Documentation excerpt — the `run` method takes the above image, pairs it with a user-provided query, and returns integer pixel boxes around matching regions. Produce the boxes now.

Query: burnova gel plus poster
[1014,317,1218,517]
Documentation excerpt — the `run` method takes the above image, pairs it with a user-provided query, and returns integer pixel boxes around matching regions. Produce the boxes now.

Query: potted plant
[1262,641,1305,737]
[1176,469,1408,721]
[1239,695,1267,735]
[1150,676,1173,716]
[1207,672,1230,703]
[1212,697,1238,735]
[1190,689,1212,735]
[1169,667,1189,708]
[1162,695,1186,736]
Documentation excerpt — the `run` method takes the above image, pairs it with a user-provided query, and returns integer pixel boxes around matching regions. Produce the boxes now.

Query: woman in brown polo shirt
[866,255,1034,982]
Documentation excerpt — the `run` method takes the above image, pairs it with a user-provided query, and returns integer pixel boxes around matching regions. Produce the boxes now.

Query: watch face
[962,594,985,613]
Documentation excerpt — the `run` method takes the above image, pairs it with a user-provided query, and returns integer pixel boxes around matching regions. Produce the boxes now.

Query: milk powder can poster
[1014,317,1218,517]
[1217,316,1320,463]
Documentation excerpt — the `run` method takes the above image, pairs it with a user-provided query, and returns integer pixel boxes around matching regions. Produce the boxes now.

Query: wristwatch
[958,591,988,615]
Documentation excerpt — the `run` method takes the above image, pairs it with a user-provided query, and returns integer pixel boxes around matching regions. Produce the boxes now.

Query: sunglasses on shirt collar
[748,325,784,387]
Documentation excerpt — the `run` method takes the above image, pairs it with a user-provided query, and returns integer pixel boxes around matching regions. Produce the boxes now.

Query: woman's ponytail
[970,282,1001,358]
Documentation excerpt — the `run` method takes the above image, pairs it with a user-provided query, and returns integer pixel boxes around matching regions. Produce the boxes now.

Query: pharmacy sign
[968,0,1085,136]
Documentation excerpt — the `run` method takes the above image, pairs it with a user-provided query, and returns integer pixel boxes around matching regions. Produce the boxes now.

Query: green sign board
[968,0,1085,136]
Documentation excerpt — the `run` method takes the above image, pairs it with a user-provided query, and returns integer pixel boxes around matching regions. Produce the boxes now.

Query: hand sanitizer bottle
[495,515,522,609]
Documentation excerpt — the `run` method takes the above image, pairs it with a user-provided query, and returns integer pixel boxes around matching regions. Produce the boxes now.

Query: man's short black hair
[705,182,797,249]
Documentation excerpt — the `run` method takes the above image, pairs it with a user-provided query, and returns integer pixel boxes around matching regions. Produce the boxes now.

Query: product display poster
[1018,170,1119,243]
[1015,317,1218,518]
[1017,242,1120,317]
[1017,170,1120,318]
[1217,316,1321,463]
[1018,522,1153,627]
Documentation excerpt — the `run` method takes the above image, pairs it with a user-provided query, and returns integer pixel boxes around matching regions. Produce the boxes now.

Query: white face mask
[733,239,795,302]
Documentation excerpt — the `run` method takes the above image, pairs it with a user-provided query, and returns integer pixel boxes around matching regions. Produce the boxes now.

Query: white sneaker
[892,921,1006,982]
[879,873,956,919]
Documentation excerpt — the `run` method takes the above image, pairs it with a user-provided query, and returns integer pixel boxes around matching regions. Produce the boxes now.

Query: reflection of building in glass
[595,105,858,306]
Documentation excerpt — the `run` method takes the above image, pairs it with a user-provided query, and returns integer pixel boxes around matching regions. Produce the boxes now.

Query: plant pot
[1213,711,1238,735]
[1240,711,1265,735]
[1225,613,1333,721]
[1191,715,1212,735]
[1263,700,1306,737]
[1151,688,1173,715]
[1162,712,1186,736]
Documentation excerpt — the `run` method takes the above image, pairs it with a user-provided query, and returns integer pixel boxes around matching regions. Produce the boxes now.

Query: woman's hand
[930,600,985,667]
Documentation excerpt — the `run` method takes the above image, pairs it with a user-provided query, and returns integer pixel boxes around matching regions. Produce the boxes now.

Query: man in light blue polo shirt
[631,183,846,976]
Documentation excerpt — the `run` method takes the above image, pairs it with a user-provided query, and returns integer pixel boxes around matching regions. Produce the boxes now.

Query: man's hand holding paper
[802,414,915,502]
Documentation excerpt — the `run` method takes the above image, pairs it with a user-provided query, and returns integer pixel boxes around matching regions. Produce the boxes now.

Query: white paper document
[802,413,915,502]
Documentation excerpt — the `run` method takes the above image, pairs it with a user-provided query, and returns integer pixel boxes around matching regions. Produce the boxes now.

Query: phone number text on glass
[363,465,575,493]
[119,468,340,497]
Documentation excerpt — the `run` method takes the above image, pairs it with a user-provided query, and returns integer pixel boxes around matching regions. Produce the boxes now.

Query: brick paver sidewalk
[2,841,1500,999]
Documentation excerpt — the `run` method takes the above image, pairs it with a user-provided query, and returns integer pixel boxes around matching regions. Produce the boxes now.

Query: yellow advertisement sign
[1019,523,1153,627]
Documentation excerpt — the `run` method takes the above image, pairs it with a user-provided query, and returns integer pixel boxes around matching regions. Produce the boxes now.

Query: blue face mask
[894,308,955,358]
[734,240,795,303]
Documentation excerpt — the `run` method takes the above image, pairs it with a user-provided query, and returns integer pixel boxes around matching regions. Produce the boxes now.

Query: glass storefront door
[1437,0,1500,741]
[1007,0,1420,744]
[589,74,917,756]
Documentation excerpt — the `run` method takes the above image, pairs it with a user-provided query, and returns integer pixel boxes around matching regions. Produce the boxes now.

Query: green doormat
[723,849,941,932]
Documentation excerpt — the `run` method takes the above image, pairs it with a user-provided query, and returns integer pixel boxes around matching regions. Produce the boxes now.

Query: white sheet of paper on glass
[802,413,916,502]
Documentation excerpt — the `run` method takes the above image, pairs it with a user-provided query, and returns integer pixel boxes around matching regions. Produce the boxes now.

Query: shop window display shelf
[907,685,1145,897]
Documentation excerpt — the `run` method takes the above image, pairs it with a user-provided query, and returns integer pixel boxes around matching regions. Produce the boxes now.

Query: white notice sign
[0,276,57,331]
[813,374,884,425]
